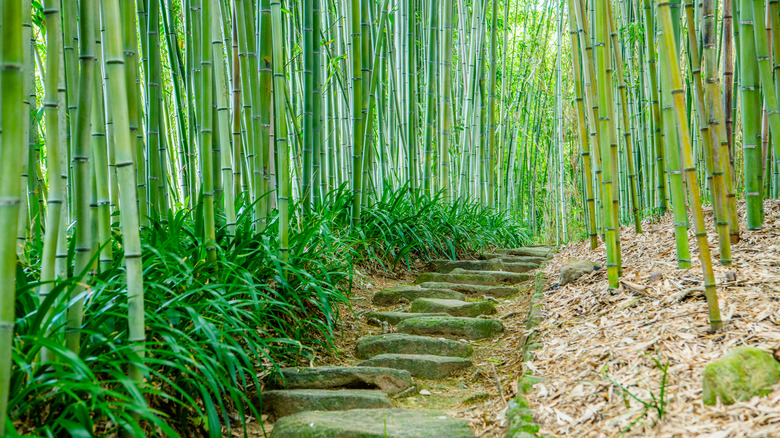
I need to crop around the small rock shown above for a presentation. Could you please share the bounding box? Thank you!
[702,346,780,405]
[419,389,432,396]
[649,272,663,282]
[559,260,599,286]
[725,271,737,282]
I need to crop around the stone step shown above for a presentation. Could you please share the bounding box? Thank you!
[261,389,392,420]
[396,316,504,340]
[499,246,553,259]
[410,298,497,318]
[266,366,412,394]
[501,261,540,273]
[415,269,529,286]
[367,311,449,326]
[478,254,548,265]
[418,281,522,297]
[269,408,474,438]
[358,354,472,379]
[372,285,465,306]
[355,333,474,359]
[426,258,504,273]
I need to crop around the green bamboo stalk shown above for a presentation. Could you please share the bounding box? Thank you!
[595,0,620,288]
[102,0,148,405]
[65,0,96,353]
[657,5,691,269]
[641,0,667,214]
[200,0,218,261]
[0,0,24,433]
[567,0,598,249]
[423,0,439,196]
[657,0,722,331]
[739,0,764,229]
[271,0,290,264]
[752,0,780,206]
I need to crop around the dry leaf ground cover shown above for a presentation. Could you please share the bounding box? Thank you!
[527,200,780,437]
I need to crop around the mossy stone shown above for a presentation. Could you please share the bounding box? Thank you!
[358,353,472,379]
[428,259,505,273]
[702,346,780,405]
[396,316,504,340]
[269,408,474,437]
[371,285,464,306]
[367,311,448,325]
[559,259,599,285]
[410,298,497,317]
[261,389,392,420]
[266,366,412,394]
[418,281,521,297]
[355,333,474,359]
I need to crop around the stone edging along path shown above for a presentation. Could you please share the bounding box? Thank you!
[261,246,553,438]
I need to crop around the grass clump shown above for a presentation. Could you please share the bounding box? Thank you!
[7,185,529,436]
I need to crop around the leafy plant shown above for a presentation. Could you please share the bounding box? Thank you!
[601,355,670,434]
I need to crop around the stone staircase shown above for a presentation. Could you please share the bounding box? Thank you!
[262,246,552,437]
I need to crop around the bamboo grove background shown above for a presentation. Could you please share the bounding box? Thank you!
[1,0,779,434]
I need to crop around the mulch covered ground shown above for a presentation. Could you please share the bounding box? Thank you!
[526,200,780,437]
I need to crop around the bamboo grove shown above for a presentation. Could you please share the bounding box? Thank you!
[0,0,563,434]
[2,0,779,433]
[567,0,780,333]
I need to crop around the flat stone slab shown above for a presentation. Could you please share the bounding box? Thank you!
[396,316,504,340]
[502,262,539,273]
[355,333,474,359]
[372,285,465,306]
[419,281,522,297]
[479,254,548,265]
[416,269,529,286]
[367,311,448,326]
[411,298,497,317]
[427,259,504,273]
[269,408,474,438]
[500,247,553,259]
[266,366,412,394]
[261,389,391,420]
[358,354,473,379]
[448,268,530,284]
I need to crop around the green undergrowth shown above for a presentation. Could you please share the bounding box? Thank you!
[7,185,530,437]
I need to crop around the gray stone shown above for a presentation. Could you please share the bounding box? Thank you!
[355,333,474,359]
[266,366,412,394]
[501,262,539,273]
[418,281,524,297]
[500,247,553,259]
[261,389,392,420]
[427,259,504,273]
[559,259,599,285]
[358,354,473,379]
[269,408,474,438]
[396,316,504,340]
[702,346,780,405]
[410,298,497,317]
[367,311,449,325]
[372,285,465,306]
[478,254,548,265]
[415,269,529,286]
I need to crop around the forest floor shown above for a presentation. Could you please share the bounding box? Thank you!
[528,200,780,437]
